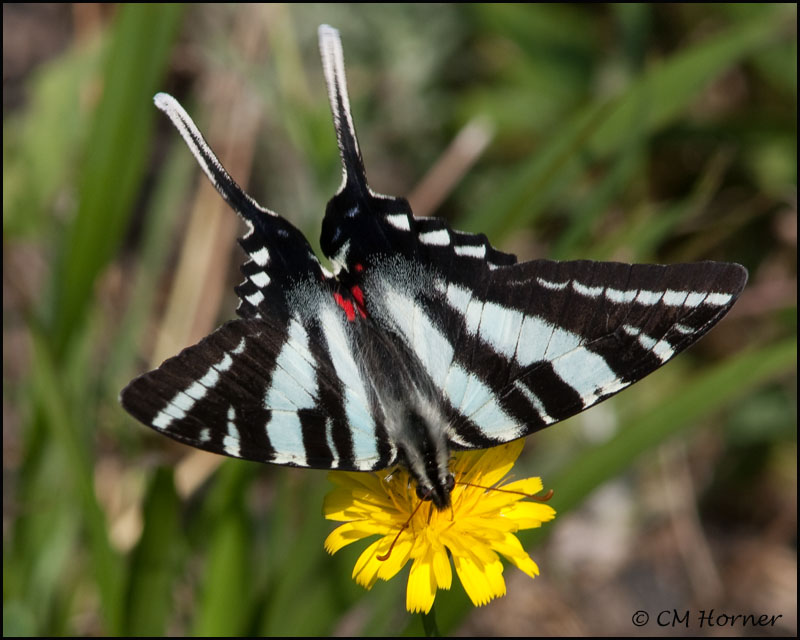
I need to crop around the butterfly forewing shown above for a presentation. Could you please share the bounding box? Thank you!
[121,311,397,472]
[443,260,746,445]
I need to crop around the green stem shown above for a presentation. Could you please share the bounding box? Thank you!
[422,604,440,637]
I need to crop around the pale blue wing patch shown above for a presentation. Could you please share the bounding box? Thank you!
[319,306,382,467]
[264,318,319,466]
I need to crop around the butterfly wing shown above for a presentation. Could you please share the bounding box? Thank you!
[121,310,397,472]
[439,259,747,447]
[316,25,516,275]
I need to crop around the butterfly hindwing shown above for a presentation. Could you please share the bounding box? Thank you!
[153,94,325,322]
[316,26,516,278]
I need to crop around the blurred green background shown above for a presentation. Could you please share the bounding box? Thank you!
[3,3,796,636]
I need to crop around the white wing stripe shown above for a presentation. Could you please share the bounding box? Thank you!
[537,277,569,291]
[705,292,732,306]
[386,214,410,231]
[185,381,208,401]
[151,340,244,431]
[685,292,708,307]
[250,246,270,267]
[606,288,637,303]
[198,367,220,388]
[572,281,604,297]
[419,229,450,246]
[514,380,555,425]
[250,271,271,288]
[477,301,524,360]
[264,319,319,467]
[325,418,340,468]
[551,347,626,407]
[320,307,379,463]
[265,412,307,466]
[623,324,675,362]
[635,290,664,305]
[265,319,317,411]
[223,406,241,457]
[246,290,265,307]
[454,244,485,258]
[516,316,581,367]
[662,289,689,306]
[383,287,453,383]
[445,365,521,440]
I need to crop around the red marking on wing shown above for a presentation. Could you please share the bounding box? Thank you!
[354,263,364,272]
[350,285,367,318]
[333,292,356,322]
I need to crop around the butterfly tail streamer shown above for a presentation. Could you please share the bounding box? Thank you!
[318,24,369,197]
[153,92,280,229]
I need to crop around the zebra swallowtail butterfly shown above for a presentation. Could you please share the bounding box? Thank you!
[121,25,747,510]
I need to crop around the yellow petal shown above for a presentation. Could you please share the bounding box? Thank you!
[324,521,391,554]
[454,440,524,489]
[499,477,544,498]
[489,532,540,579]
[327,470,386,493]
[453,552,506,607]
[407,554,437,614]
[505,551,540,580]
[323,490,395,522]
[428,533,452,590]
[501,502,557,529]
[376,536,413,581]
[352,538,391,589]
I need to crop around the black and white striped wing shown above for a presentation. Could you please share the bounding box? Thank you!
[437,259,746,447]
[316,25,516,277]
[358,254,745,450]
[121,313,395,472]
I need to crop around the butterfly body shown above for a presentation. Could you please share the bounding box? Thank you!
[121,26,747,510]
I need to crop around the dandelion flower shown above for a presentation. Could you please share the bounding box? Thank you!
[323,439,556,614]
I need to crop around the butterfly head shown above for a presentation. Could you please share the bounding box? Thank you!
[415,472,456,510]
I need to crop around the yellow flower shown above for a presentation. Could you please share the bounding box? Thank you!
[323,440,556,614]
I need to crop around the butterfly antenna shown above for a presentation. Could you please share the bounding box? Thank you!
[455,481,555,503]
[153,92,278,227]
[318,24,369,197]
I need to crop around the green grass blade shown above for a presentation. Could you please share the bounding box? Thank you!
[3,40,101,238]
[49,4,183,359]
[123,467,182,636]
[464,6,788,239]
[30,331,125,633]
[192,462,254,636]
